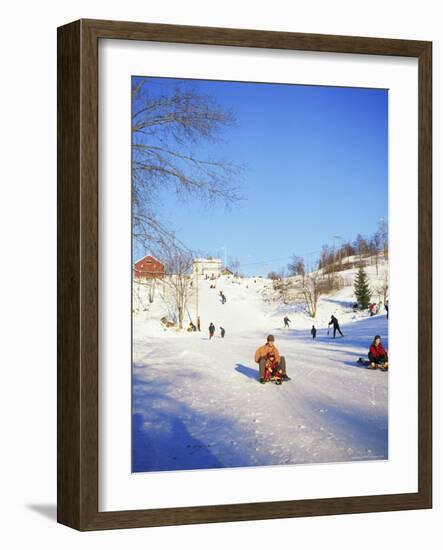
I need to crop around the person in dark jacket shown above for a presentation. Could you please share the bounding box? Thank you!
[220,326,225,338]
[328,315,344,338]
[368,335,388,370]
[311,325,317,339]
[385,300,389,320]
[208,322,216,339]
[283,316,291,328]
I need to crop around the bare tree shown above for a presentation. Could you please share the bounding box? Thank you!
[354,233,371,263]
[278,269,291,304]
[228,257,241,277]
[132,78,242,253]
[133,276,158,312]
[375,269,389,304]
[287,255,305,277]
[369,234,381,275]
[299,271,321,318]
[377,218,389,260]
[161,247,194,330]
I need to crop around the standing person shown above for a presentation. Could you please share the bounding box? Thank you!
[219,290,226,304]
[385,300,389,320]
[311,325,317,339]
[220,326,225,338]
[328,315,344,338]
[208,322,216,339]
[254,334,291,384]
[283,316,291,328]
[368,335,388,370]
[197,316,201,331]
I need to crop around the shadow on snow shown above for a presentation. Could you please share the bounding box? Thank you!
[235,363,258,380]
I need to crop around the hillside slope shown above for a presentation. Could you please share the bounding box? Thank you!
[132,262,389,472]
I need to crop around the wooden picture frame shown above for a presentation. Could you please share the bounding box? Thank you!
[57,19,432,530]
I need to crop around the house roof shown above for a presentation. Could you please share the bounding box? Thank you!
[133,254,164,267]
[192,258,222,263]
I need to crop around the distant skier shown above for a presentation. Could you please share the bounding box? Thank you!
[208,322,216,339]
[220,326,225,338]
[254,334,291,384]
[368,335,388,370]
[283,316,291,328]
[219,291,227,304]
[311,325,317,339]
[328,315,344,338]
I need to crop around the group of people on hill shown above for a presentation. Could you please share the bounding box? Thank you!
[255,330,388,385]
[283,315,343,339]
[208,322,225,339]
[206,288,228,339]
[352,300,389,319]
[206,286,387,384]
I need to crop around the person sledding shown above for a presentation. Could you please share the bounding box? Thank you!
[367,335,388,370]
[328,315,344,338]
[254,334,290,384]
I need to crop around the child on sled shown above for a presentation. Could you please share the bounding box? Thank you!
[263,352,284,385]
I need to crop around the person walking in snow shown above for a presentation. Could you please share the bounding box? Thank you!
[254,334,291,384]
[328,315,344,338]
[208,322,216,339]
[368,335,388,370]
[311,325,317,339]
[219,291,227,304]
[220,326,225,338]
[283,316,291,328]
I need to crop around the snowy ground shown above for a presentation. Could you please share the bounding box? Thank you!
[132,267,388,472]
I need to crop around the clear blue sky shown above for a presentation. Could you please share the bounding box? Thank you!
[133,77,388,276]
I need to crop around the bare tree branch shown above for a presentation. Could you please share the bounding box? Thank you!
[131,78,243,251]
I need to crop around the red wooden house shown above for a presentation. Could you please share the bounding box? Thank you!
[133,255,165,279]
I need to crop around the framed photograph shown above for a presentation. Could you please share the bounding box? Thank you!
[57,19,432,530]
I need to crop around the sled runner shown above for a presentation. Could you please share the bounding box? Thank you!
[357,357,388,371]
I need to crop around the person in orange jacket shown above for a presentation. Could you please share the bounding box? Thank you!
[254,334,290,384]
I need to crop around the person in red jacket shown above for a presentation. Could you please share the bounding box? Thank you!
[368,335,388,370]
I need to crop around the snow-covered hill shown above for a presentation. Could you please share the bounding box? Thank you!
[132,259,389,472]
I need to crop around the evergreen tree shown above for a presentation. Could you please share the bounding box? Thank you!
[354,266,371,309]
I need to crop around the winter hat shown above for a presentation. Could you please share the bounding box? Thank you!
[267,334,275,342]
